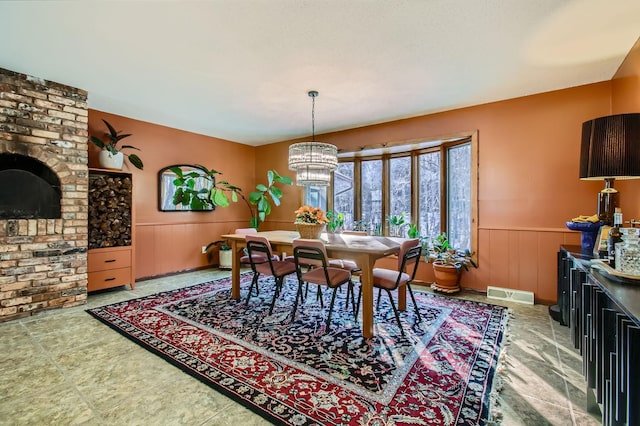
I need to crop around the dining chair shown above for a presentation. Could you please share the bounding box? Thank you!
[356,238,422,336]
[244,235,295,313]
[291,239,356,331]
[329,230,366,308]
[240,230,278,298]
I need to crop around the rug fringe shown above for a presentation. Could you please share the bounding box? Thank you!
[487,307,513,425]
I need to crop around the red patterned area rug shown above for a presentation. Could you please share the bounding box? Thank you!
[87,274,509,425]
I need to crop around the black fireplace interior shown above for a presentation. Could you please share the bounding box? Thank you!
[0,153,61,219]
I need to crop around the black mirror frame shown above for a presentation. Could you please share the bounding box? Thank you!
[158,164,214,212]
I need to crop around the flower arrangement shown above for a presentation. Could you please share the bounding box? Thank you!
[294,205,328,225]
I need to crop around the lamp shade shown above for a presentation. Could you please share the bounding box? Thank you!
[580,113,640,180]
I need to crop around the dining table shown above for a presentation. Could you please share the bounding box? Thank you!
[221,230,409,338]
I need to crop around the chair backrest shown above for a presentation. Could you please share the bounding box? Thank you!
[398,239,422,281]
[292,239,328,268]
[245,234,274,256]
[235,228,257,235]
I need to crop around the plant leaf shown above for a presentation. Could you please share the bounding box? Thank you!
[127,154,143,170]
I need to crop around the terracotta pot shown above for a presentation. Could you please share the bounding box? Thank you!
[98,151,124,170]
[431,261,462,293]
[295,223,325,239]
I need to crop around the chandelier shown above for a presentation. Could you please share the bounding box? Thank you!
[288,91,338,186]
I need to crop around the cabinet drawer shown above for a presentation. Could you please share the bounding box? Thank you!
[88,250,131,272]
[88,267,132,292]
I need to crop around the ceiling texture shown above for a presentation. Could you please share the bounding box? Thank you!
[1,0,639,146]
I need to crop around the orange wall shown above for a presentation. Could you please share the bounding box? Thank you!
[258,75,640,303]
[89,39,640,304]
[89,111,257,278]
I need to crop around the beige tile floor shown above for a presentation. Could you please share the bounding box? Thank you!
[0,269,601,426]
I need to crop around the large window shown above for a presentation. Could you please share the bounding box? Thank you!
[329,133,477,256]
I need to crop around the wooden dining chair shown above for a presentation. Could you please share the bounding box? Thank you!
[291,239,356,331]
[356,238,422,336]
[245,235,295,313]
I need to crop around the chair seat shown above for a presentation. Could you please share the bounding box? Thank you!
[301,267,351,288]
[373,268,410,290]
[329,258,361,273]
[255,260,297,276]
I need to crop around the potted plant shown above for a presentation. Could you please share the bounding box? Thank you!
[427,232,477,293]
[203,239,232,269]
[171,166,292,229]
[294,205,329,239]
[90,119,143,170]
[326,210,345,233]
[386,213,407,237]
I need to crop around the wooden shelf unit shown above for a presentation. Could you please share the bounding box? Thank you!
[87,168,135,292]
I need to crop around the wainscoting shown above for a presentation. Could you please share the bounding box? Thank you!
[134,222,581,305]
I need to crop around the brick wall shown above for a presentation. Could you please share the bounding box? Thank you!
[0,67,88,321]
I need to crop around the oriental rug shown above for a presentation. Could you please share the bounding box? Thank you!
[87,274,509,425]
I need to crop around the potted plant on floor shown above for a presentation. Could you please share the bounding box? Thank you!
[90,119,144,170]
[427,232,477,293]
[203,239,232,269]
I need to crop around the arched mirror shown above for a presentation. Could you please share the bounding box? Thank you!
[158,164,214,211]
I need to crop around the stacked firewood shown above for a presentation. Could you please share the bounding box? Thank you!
[88,174,132,249]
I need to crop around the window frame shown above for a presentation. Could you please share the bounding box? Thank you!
[328,131,478,264]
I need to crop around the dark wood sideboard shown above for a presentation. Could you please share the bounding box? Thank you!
[557,245,640,425]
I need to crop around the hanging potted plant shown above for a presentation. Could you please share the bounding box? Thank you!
[427,232,477,293]
[90,119,144,170]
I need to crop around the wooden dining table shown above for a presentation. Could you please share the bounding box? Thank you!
[222,230,409,338]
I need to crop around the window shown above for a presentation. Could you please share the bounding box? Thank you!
[329,133,477,257]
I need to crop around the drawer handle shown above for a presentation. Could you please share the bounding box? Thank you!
[105,278,116,281]
[104,259,116,263]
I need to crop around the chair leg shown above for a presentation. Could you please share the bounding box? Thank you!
[385,289,405,336]
[268,276,283,315]
[291,278,305,322]
[355,285,362,318]
[325,287,339,331]
[245,273,260,304]
[407,283,421,322]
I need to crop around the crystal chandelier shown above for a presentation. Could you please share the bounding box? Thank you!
[288,91,338,186]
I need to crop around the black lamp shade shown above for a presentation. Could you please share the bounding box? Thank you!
[580,113,640,180]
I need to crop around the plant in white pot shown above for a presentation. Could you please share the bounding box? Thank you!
[90,119,143,170]
[427,232,477,293]
[204,240,232,269]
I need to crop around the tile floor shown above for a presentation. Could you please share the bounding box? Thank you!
[0,269,601,425]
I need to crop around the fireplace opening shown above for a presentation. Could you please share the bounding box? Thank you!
[0,153,62,219]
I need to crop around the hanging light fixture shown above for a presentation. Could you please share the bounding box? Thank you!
[288,90,338,186]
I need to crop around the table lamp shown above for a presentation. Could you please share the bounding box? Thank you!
[579,113,640,225]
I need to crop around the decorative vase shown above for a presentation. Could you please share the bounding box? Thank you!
[98,151,124,170]
[431,261,462,293]
[295,222,325,239]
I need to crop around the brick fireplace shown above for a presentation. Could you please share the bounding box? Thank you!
[0,67,89,321]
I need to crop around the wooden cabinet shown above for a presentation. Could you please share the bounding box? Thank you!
[558,246,640,425]
[87,168,135,292]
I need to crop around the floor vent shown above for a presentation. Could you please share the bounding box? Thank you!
[487,286,534,305]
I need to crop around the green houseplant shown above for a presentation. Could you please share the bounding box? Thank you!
[171,166,292,229]
[427,232,477,293]
[90,119,143,170]
[386,213,407,237]
[326,210,345,233]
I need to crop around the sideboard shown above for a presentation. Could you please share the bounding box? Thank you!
[557,245,639,425]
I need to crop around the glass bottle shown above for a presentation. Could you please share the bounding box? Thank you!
[608,208,623,267]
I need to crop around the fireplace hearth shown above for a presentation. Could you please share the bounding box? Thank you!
[0,67,89,321]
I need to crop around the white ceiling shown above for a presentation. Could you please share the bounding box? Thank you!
[1,1,639,146]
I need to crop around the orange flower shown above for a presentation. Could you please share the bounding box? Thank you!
[294,205,328,224]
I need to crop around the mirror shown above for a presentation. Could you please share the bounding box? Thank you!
[158,164,214,211]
